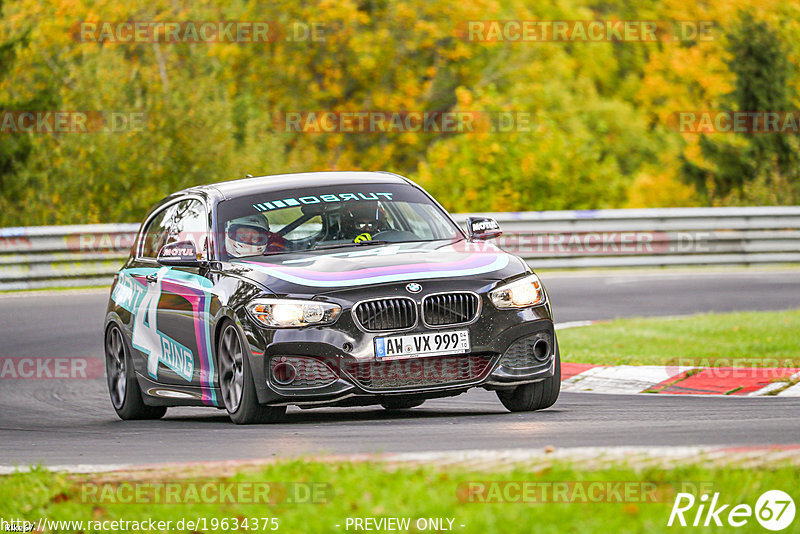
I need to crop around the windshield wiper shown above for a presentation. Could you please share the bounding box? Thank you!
[257,240,390,256]
[310,240,391,251]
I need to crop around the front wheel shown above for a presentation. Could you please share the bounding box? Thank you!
[496,343,561,412]
[105,324,167,420]
[217,321,286,425]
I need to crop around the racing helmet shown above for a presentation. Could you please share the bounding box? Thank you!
[343,201,387,238]
[225,214,271,258]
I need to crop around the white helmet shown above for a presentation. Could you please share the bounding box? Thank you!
[225,214,271,258]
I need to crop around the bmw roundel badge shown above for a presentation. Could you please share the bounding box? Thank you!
[406,283,422,293]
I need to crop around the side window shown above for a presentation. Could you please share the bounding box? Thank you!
[392,203,435,240]
[139,199,208,259]
[139,207,173,258]
[166,199,209,259]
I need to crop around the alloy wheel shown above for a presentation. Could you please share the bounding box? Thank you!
[105,326,127,409]
[219,324,245,412]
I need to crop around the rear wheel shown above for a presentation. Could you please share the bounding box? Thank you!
[218,321,286,425]
[380,398,425,410]
[105,324,167,420]
[496,343,561,412]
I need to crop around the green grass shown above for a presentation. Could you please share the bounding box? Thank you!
[558,309,800,367]
[1,460,798,533]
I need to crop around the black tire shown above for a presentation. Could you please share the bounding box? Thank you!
[105,324,167,420]
[217,320,286,425]
[380,398,425,410]
[496,342,561,412]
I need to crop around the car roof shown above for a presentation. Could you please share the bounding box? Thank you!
[181,171,413,200]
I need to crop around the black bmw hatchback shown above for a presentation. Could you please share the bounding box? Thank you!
[104,171,560,424]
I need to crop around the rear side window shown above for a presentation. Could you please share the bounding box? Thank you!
[139,199,208,259]
[169,199,208,258]
[139,208,172,258]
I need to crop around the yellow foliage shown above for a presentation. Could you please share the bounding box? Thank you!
[1,0,799,225]
[626,171,700,208]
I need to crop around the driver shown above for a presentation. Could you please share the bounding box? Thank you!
[342,201,387,242]
[224,214,287,258]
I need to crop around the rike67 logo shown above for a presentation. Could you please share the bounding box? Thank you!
[668,490,795,531]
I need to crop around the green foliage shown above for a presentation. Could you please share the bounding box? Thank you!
[0,7,58,219]
[687,11,800,204]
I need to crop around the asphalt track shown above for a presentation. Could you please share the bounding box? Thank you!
[1,269,799,467]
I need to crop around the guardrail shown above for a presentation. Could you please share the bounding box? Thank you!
[1,207,799,290]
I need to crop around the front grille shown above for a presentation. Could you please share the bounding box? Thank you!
[422,292,480,326]
[499,333,553,370]
[343,355,493,390]
[354,298,416,331]
[270,356,337,388]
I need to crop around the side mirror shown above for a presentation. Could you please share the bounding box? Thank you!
[157,241,204,267]
[466,217,502,241]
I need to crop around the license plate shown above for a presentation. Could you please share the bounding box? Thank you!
[374,330,470,360]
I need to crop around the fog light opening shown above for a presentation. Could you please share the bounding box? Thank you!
[272,362,297,386]
[533,339,550,361]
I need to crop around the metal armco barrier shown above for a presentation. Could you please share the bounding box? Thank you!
[0,223,139,291]
[1,207,799,290]
[451,206,800,269]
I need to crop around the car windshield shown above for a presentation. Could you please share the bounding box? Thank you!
[216,183,463,259]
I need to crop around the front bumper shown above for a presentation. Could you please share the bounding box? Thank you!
[237,284,556,406]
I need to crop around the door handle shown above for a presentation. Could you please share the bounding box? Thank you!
[145,274,158,284]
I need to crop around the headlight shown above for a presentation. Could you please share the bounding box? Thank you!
[490,273,545,309]
[246,298,342,328]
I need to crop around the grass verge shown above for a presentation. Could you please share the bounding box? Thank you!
[558,309,800,367]
[1,460,798,533]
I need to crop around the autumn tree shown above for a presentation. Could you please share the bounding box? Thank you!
[0,0,59,218]
[0,0,799,225]
[686,11,800,204]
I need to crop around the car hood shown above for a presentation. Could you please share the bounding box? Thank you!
[228,241,528,297]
